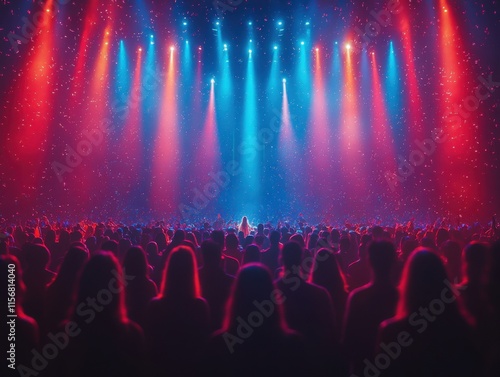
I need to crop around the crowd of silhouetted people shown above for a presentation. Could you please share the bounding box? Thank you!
[1,216,500,376]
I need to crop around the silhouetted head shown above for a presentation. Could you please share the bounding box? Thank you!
[289,234,305,248]
[330,229,341,244]
[398,248,456,317]
[281,241,302,272]
[123,246,149,279]
[372,226,384,240]
[85,236,97,253]
[210,230,225,251]
[421,235,436,250]
[201,240,222,268]
[225,233,239,250]
[70,230,83,243]
[145,241,159,257]
[224,263,285,333]
[75,252,127,322]
[339,236,351,253]
[24,243,51,271]
[118,238,132,258]
[186,232,198,248]
[368,240,396,279]
[243,235,254,249]
[254,235,265,248]
[269,230,280,245]
[53,246,88,286]
[161,246,200,300]
[101,240,119,256]
[462,242,487,284]
[257,223,264,234]
[308,233,319,250]
[401,236,419,259]
[243,245,261,265]
[310,248,347,293]
[172,230,186,244]
[435,228,450,248]
[154,232,168,251]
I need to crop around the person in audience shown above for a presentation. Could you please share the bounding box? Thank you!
[22,243,55,331]
[378,248,478,377]
[118,238,132,262]
[123,246,157,327]
[310,248,348,335]
[242,244,261,265]
[160,229,185,268]
[101,239,119,257]
[347,239,371,290]
[342,240,399,376]
[56,252,146,377]
[45,245,89,333]
[145,246,209,377]
[275,242,338,376]
[261,230,281,276]
[223,233,242,263]
[458,242,489,325]
[198,240,234,331]
[212,230,240,276]
[208,263,307,376]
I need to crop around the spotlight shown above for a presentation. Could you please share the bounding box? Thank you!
[282,78,286,83]
[138,47,142,52]
[215,21,220,26]
[345,43,351,50]
[249,39,252,43]
[305,21,310,26]
[334,41,338,45]
[300,41,305,45]
[211,78,215,84]
[198,46,202,50]
[274,45,278,50]
[170,46,175,51]
[150,34,153,38]
[249,49,252,54]
[183,21,188,26]
[186,40,189,44]
[315,47,319,52]
[223,44,228,51]
[248,21,252,25]
[278,21,283,26]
